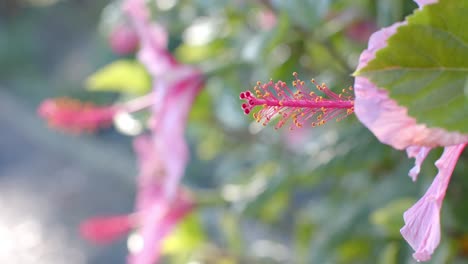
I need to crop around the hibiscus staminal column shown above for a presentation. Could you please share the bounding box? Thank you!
[240,72,355,129]
[38,93,154,133]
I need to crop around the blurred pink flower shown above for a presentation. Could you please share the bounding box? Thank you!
[354,0,468,261]
[345,19,377,44]
[257,9,277,30]
[77,2,203,263]
[109,24,139,55]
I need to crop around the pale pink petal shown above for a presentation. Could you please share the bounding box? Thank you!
[129,189,194,264]
[354,23,468,150]
[123,0,149,21]
[401,143,466,262]
[123,0,176,77]
[406,146,432,181]
[137,23,175,77]
[414,0,438,7]
[152,68,204,199]
[129,200,168,264]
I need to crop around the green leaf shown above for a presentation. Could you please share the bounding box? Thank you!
[377,242,399,264]
[175,39,226,64]
[357,0,468,133]
[162,213,205,255]
[86,60,151,95]
[370,198,415,238]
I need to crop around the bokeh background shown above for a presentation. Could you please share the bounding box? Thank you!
[1,0,467,263]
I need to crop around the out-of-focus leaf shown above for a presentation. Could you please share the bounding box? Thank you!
[258,190,289,223]
[86,60,151,95]
[337,237,371,263]
[377,242,399,264]
[196,128,224,161]
[189,89,212,122]
[271,0,330,30]
[370,198,415,238]
[175,39,227,63]
[162,213,206,255]
[220,212,243,254]
[294,214,315,261]
[447,158,468,233]
[376,0,403,27]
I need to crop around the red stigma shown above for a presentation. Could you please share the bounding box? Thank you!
[239,72,355,129]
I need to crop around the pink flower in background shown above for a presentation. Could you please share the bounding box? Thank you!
[81,2,203,263]
[109,24,139,55]
[257,9,277,30]
[354,0,468,261]
[345,19,377,44]
[42,15,203,259]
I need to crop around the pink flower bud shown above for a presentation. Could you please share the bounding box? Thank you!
[109,24,139,55]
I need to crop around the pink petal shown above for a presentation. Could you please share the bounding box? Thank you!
[154,70,204,199]
[129,188,194,264]
[123,0,176,77]
[414,0,438,7]
[406,146,432,181]
[354,23,468,150]
[401,143,466,262]
[80,215,135,244]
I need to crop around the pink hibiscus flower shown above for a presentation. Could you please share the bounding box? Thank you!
[80,2,204,263]
[354,0,468,261]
